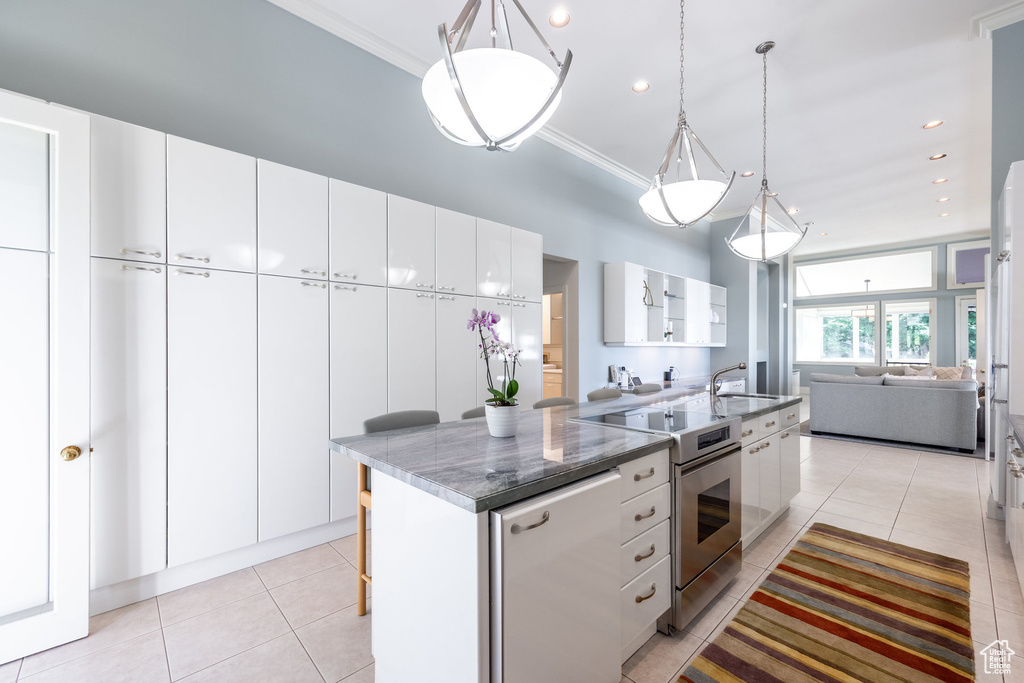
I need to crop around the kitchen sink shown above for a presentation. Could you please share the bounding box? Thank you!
[687,394,781,416]
[715,392,781,400]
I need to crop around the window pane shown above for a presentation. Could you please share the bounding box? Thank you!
[968,306,977,363]
[885,301,932,363]
[796,304,877,363]
[796,250,934,298]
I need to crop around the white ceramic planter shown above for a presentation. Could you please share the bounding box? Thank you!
[485,403,521,438]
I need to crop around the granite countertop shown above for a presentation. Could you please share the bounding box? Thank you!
[1011,414,1024,445]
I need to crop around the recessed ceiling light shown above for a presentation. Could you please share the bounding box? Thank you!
[937,197,950,202]
[631,81,650,93]
[787,207,799,214]
[923,120,944,129]
[939,213,950,217]
[818,232,828,236]
[548,9,570,27]
[933,178,949,184]
[741,171,755,177]
[929,153,947,160]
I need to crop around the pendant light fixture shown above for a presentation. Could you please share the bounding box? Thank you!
[726,42,807,262]
[639,0,735,227]
[421,0,572,151]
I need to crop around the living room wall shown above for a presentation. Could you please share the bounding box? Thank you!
[792,237,985,385]
[992,20,1024,229]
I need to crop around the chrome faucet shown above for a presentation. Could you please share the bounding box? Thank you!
[710,362,747,398]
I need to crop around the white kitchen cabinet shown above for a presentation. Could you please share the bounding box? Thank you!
[258,275,330,541]
[477,297,513,406]
[388,288,436,413]
[388,195,435,291]
[743,405,802,546]
[166,135,256,273]
[0,121,49,251]
[477,219,512,298]
[685,278,711,345]
[436,208,477,296]
[511,301,543,409]
[511,227,542,303]
[329,179,387,287]
[491,471,621,683]
[90,115,166,263]
[330,283,388,521]
[604,262,648,344]
[436,293,479,422]
[167,267,257,566]
[758,437,781,526]
[257,159,328,279]
[90,258,167,588]
[741,440,761,543]
[780,425,800,504]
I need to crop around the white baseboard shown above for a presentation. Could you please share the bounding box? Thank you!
[90,516,361,616]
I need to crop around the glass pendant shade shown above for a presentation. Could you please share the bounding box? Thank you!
[423,0,571,152]
[726,187,806,261]
[639,178,731,226]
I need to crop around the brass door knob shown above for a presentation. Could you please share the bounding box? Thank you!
[60,445,82,462]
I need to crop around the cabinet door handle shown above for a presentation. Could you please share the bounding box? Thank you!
[174,254,210,263]
[301,281,326,289]
[174,269,209,278]
[438,295,456,301]
[510,511,549,534]
[300,268,326,276]
[634,467,655,482]
[1014,448,1023,457]
[438,285,456,292]
[496,300,511,306]
[1008,435,1017,442]
[741,429,753,438]
[416,293,434,299]
[634,583,657,603]
[765,420,776,428]
[415,283,434,289]
[780,432,790,439]
[120,264,162,274]
[497,291,508,297]
[333,273,357,280]
[634,544,656,562]
[634,506,656,522]
[334,285,357,292]
[786,413,796,420]
[512,294,527,299]
[750,446,761,454]
[762,440,771,448]
[120,247,161,259]
[513,302,527,307]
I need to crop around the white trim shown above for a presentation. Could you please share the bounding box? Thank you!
[793,231,989,262]
[266,0,651,190]
[794,246,939,300]
[969,1,1024,40]
[954,294,978,368]
[794,300,881,365]
[946,239,991,290]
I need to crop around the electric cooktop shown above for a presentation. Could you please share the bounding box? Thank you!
[576,406,729,435]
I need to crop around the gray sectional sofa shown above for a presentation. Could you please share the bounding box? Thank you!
[808,373,979,452]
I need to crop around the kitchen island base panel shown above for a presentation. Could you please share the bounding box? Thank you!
[372,470,489,683]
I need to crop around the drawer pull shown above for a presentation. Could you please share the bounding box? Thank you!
[174,269,209,278]
[741,429,754,438]
[634,584,657,603]
[634,467,656,482]
[634,506,656,522]
[780,432,790,439]
[301,281,326,289]
[750,446,761,454]
[786,413,796,420]
[634,544,656,562]
[174,254,210,264]
[120,247,161,259]
[765,420,776,428]
[762,441,771,448]
[300,268,326,277]
[120,264,162,274]
[510,511,549,534]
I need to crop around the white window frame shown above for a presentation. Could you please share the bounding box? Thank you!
[946,239,990,290]
[954,294,977,368]
[881,298,938,366]
[794,246,939,300]
[794,300,881,365]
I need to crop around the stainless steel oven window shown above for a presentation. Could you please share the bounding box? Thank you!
[696,480,730,543]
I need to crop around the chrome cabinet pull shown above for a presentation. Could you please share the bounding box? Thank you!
[120,248,161,259]
[1014,448,1024,457]
[438,295,456,301]
[300,268,326,277]
[120,264,161,274]
[634,544,656,562]
[512,302,527,307]
[334,285,357,291]
[786,413,796,419]
[334,273,357,280]
[1008,435,1017,442]
[762,440,771,448]
[741,429,753,438]
[174,254,210,263]
[510,511,549,534]
[512,293,527,299]
[634,506,656,522]
[634,467,655,482]
[634,584,657,603]
[497,300,511,306]
[497,291,508,297]
[997,250,1011,262]
[301,281,326,289]
[174,269,209,278]
[438,285,456,292]
[765,420,776,428]
[780,432,790,439]
[415,283,434,289]
[416,293,434,299]
[750,446,761,454]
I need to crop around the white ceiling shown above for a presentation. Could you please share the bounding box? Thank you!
[271,0,1012,255]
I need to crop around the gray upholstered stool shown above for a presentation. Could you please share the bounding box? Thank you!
[632,383,662,395]
[533,396,577,409]
[587,387,623,401]
[461,406,486,419]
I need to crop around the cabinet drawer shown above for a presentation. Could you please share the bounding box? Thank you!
[621,555,672,651]
[740,417,758,447]
[619,449,670,502]
[621,482,670,543]
[620,519,669,586]
[758,410,781,437]
[780,405,801,429]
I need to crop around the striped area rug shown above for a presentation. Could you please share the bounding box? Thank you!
[680,523,974,683]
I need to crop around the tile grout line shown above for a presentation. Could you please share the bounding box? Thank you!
[338,660,374,682]
[155,598,174,683]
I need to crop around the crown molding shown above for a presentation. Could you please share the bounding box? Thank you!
[969,1,1024,40]
[267,0,650,190]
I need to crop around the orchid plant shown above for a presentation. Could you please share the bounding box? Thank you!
[467,308,522,407]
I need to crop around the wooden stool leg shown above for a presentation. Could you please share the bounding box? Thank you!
[357,463,368,616]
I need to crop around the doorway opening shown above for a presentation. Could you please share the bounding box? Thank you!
[955,295,978,372]
[543,256,579,402]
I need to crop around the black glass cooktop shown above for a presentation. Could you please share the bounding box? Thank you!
[577,407,729,435]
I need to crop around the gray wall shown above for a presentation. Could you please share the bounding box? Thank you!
[0,0,713,397]
[992,20,1024,229]
[709,217,759,390]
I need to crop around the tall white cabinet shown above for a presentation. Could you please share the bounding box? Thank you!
[257,160,328,279]
[388,195,435,291]
[437,293,480,422]
[389,288,437,412]
[329,179,387,287]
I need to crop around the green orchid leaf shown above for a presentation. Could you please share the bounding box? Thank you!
[506,379,519,399]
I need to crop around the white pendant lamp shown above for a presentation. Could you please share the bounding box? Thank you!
[726,42,807,262]
[422,0,572,152]
[639,0,735,227]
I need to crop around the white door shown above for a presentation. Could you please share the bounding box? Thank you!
[257,159,328,279]
[90,114,166,263]
[436,294,479,421]
[330,283,387,521]
[740,442,761,543]
[167,267,258,566]
[166,135,256,272]
[955,296,978,371]
[387,195,435,291]
[512,301,543,409]
[329,179,387,287]
[477,219,512,298]
[388,289,436,412]
[90,258,167,588]
[0,92,90,664]
[780,426,800,504]
[685,279,711,345]
[511,228,542,303]
[477,298,514,405]
[436,208,476,296]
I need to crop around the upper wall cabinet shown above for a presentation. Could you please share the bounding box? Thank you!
[91,115,166,263]
[0,120,49,252]
[478,219,512,298]
[257,159,328,279]
[388,195,435,291]
[436,208,477,296]
[167,135,256,273]
[511,228,543,303]
[330,179,387,287]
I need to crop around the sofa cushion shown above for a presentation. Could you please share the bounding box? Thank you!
[888,374,935,381]
[883,377,977,390]
[931,366,972,380]
[855,366,905,377]
[810,373,886,385]
[904,366,933,376]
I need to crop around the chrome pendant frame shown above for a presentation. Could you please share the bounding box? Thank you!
[725,183,807,263]
[645,116,736,228]
[431,0,572,152]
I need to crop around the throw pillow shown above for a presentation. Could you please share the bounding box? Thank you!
[932,366,966,381]
[904,366,933,376]
[854,366,889,377]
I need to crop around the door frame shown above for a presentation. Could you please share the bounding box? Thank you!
[0,88,91,664]
[954,294,978,370]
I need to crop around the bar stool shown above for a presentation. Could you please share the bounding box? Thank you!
[632,384,663,395]
[533,396,577,408]
[587,387,623,401]
[357,409,440,616]
[461,406,486,419]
